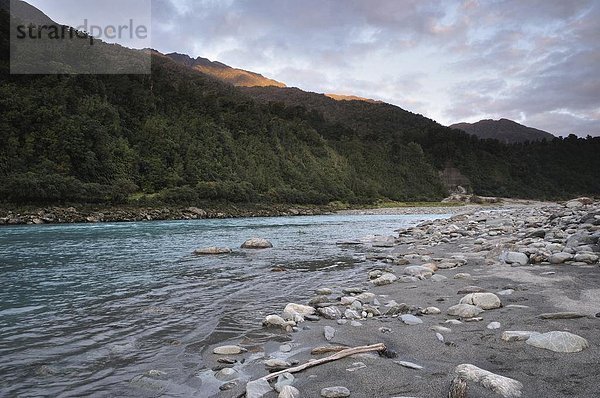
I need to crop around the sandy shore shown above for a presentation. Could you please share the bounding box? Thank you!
[193,199,599,397]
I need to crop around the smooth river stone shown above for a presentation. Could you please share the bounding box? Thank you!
[447,304,483,318]
[321,386,351,397]
[526,331,589,353]
[501,331,540,342]
[459,293,502,310]
[213,345,246,355]
[400,314,423,325]
[241,238,273,249]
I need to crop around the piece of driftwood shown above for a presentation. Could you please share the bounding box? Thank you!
[310,345,349,355]
[453,364,523,398]
[448,375,468,398]
[262,343,386,382]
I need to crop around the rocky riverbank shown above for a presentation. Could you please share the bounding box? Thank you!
[0,204,328,226]
[182,198,600,397]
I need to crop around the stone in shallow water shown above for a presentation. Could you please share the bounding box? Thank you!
[526,331,589,353]
[321,386,351,397]
[265,359,291,371]
[241,238,273,249]
[284,303,316,316]
[215,367,237,381]
[213,345,246,355]
[372,272,398,286]
[246,379,273,398]
[318,306,342,320]
[193,247,232,255]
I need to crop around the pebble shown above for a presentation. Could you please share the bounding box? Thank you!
[321,386,351,397]
[280,344,292,353]
[346,362,367,372]
[400,314,423,325]
[350,320,363,327]
[422,306,441,315]
[395,361,423,370]
[213,345,246,355]
[324,326,336,341]
[487,322,501,330]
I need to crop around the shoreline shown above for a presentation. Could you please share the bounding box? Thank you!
[0,198,554,226]
[190,199,599,398]
[0,202,472,226]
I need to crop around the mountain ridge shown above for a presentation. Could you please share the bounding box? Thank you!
[451,118,556,143]
[166,52,286,88]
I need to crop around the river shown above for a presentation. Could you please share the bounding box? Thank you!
[0,213,448,397]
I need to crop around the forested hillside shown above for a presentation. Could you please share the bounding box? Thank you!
[0,7,598,208]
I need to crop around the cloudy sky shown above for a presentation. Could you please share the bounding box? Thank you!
[31,0,600,136]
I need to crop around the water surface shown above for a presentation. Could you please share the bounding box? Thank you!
[0,213,447,397]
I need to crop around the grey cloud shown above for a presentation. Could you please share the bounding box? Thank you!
[146,0,599,136]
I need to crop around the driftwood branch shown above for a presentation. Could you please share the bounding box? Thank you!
[263,343,386,382]
[452,364,523,398]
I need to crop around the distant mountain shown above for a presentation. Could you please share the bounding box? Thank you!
[0,0,56,25]
[166,52,286,88]
[450,119,555,143]
[325,94,382,104]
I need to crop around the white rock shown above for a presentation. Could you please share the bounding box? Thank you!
[501,331,540,342]
[246,379,274,398]
[487,322,501,330]
[504,251,529,266]
[459,293,502,310]
[447,304,483,318]
[526,331,589,353]
[279,385,300,398]
[324,326,336,341]
[321,386,351,397]
[403,266,433,278]
[284,303,315,316]
[400,314,423,325]
[213,345,246,355]
[371,272,398,286]
[422,306,441,315]
[396,361,423,370]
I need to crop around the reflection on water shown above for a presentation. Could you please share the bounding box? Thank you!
[0,213,446,397]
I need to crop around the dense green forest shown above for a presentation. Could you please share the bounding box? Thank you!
[0,8,598,207]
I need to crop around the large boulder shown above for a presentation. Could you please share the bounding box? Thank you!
[503,251,529,266]
[549,252,573,264]
[241,238,273,249]
[459,293,502,310]
[526,331,589,353]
